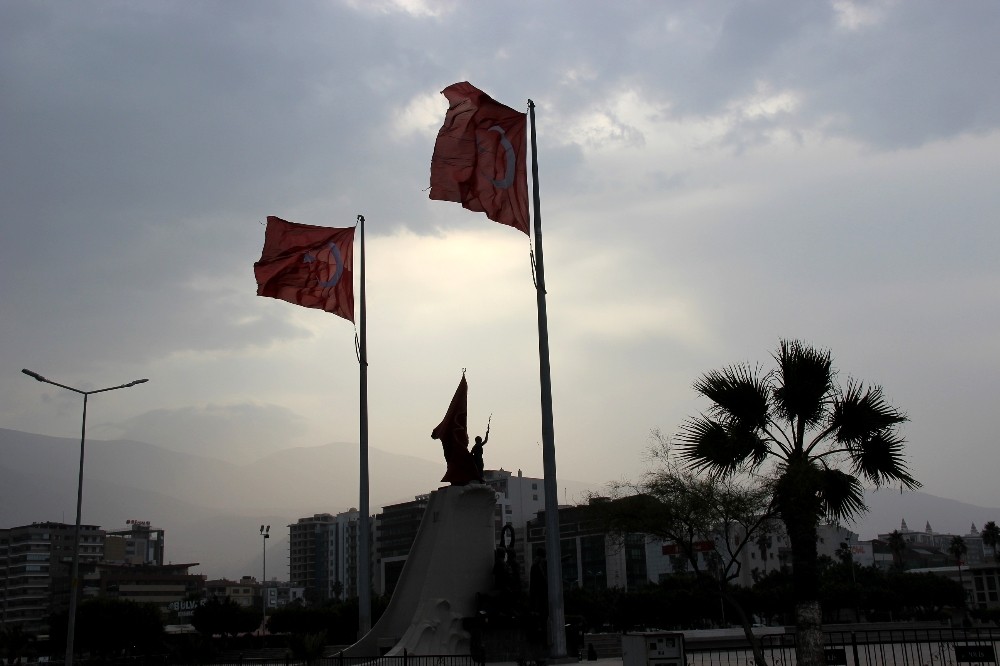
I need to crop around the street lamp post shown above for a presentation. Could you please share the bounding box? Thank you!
[21,369,148,666]
[260,525,270,632]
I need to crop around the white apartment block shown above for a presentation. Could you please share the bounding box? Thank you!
[645,522,862,587]
[288,509,361,602]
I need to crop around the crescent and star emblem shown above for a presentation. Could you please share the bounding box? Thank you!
[477,124,516,189]
[302,241,345,288]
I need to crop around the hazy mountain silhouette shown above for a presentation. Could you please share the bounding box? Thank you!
[0,428,596,578]
[852,486,999,540]
[3,428,996,579]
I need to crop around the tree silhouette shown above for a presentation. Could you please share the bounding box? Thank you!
[949,535,969,610]
[887,530,907,570]
[48,598,163,657]
[0,625,35,664]
[192,597,260,638]
[982,521,1000,564]
[949,535,968,566]
[676,339,919,666]
[602,431,775,666]
[835,542,852,566]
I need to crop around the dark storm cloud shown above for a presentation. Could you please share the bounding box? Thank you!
[2,0,999,508]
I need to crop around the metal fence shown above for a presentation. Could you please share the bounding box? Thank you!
[686,628,1000,666]
[203,656,474,666]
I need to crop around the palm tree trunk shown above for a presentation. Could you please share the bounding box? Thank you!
[795,599,824,666]
[783,506,824,666]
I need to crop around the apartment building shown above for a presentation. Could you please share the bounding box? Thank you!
[877,519,987,568]
[103,520,165,566]
[644,522,861,587]
[371,470,547,596]
[0,522,105,634]
[289,510,361,603]
[526,499,648,592]
[205,576,259,607]
[375,495,429,596]
[96,561,202,606]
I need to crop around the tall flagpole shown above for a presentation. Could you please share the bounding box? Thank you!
[357,214,372,637]
[528,99,567,658]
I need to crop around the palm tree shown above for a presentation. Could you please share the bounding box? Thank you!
[950,535,969,608]
[949,535,968,566]
[887,529,907,570]
[677,339,919,666]
[835,541,852,566]
[982,521,1000,564]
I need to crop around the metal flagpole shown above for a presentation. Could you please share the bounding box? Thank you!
[357,214,372,637]
[527,99,567,658]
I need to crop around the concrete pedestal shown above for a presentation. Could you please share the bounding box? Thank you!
[346,483,495,657]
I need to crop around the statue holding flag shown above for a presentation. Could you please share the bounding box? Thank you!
[471,415,490,483]
[431,373,480,486]
[429,82,568,659]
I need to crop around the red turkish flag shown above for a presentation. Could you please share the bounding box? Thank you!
[431,374,478,485]
[429,82,529,235]
[253,216,355,322]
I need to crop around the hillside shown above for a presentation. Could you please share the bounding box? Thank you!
[0,428,597,578]
[2,428,997,578]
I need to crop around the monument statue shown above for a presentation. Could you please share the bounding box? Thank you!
[470,415,491,483]
[431,373,479,485]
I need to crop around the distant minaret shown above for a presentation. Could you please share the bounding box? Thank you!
[925,521,933,533]
[971,522,978,536]
[901,518,909,532]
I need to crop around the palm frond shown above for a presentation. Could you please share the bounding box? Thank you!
[850,431,921,490]
[816,466,867,522]
[832,381,908,445]
[676,416,769,476]
[693,364,770,431]
[773,339,834,427]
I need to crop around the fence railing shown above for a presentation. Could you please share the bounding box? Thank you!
[200,654,475,666]
[686,627,1000,666]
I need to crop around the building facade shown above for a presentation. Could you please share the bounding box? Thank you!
[371,471,548,596]
[483,469,546,542]
[205,576,258,607]
[645,522,861,588]
[526,500,648,592]
[877,519,986,569]
[0,522,105,634]
[288,510,361,603]
[96,561,202,610]
[103,520,165,566]
[375,496,429,596]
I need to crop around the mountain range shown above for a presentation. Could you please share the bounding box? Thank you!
[2,428,997,580]
[0,428,595,579]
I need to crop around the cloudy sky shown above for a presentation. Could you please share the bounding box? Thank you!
[3,1,999,513]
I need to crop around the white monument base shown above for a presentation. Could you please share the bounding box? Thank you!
[345,483,495,657]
